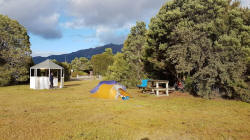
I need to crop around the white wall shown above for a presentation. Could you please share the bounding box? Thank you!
[30,77,58,89]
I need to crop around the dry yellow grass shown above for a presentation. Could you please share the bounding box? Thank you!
[0,80,250,140]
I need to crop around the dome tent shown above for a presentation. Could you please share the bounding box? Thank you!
[90,81,130,100]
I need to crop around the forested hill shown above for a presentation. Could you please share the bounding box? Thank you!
[32,44,123,64]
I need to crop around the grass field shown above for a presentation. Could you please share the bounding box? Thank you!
[0,80,250,140]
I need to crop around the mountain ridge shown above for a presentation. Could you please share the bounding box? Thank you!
[32,43,123,64]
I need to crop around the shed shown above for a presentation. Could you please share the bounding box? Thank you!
[30,59,64,89]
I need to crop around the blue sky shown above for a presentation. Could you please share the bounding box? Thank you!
[30,14,131,56]
[30,24,100,56]
[0,0,249,57]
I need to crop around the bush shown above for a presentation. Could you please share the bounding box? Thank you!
[184,76,194,92]
[105,53,141,87]
[233,87,250,103]
[0,67,11,86]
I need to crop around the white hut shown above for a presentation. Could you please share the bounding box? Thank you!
[30,59,64,89]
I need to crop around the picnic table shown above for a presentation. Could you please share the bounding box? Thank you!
[147,80,169,96]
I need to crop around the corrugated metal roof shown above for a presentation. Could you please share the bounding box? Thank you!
[30,59,63,69]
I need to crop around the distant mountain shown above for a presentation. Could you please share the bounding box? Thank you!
[32,43,123,64]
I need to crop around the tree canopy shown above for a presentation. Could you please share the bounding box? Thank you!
[71,57,92,72]
[123,21,147,81]
[106,21,147,87]
[105,53,134,86]
[91,48,114,75]
[144,0,250,101]
[103,48,113,56]
[0,14,32,86]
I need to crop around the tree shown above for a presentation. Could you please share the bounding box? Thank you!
[0,14,32,86]
[145,0,250,101]
[91,49,114,75]
[241,8,250,81]
[71,57,92,72]
[105,53,138,87]
[103,48,113,56]
[52,60,71,81]
[123,21,147,81]
[105,22,147,87]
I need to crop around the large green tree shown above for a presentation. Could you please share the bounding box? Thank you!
[91,48,114,75]
[71,57,92,72]
[123,21,147,81]
[106,22,147,87]
[105,53,136,86]
[0,15,32,86]
[145,0,250,101]
[242,8,250,80]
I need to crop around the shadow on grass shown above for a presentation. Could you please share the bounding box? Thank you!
[64,84,81,88]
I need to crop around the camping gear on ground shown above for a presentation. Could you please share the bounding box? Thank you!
[90,81,130,100]
[122,96,129,100]
[137,79,151,93]
[137,79,149,88]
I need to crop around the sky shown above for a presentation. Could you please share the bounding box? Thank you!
[0,0,249,57]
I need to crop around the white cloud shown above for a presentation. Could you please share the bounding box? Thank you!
[95,24,136,44]
[0,0,4,5]
[63,19,86,29]
[65,0,166,44]
[66,0,166,28]
[0,0,63,39]
[1,0,249,42]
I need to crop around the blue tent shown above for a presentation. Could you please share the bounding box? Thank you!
[90,80,126,94]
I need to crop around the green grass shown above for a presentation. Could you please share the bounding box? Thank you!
[0,80,250,140]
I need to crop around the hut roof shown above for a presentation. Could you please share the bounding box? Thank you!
[30,59,63,69]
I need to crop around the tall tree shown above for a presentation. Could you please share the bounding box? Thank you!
[145,0,250,101]
[241,8,250,81]
[0,15,32,86]
[123,21,147,81]
[105,22,147,87]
